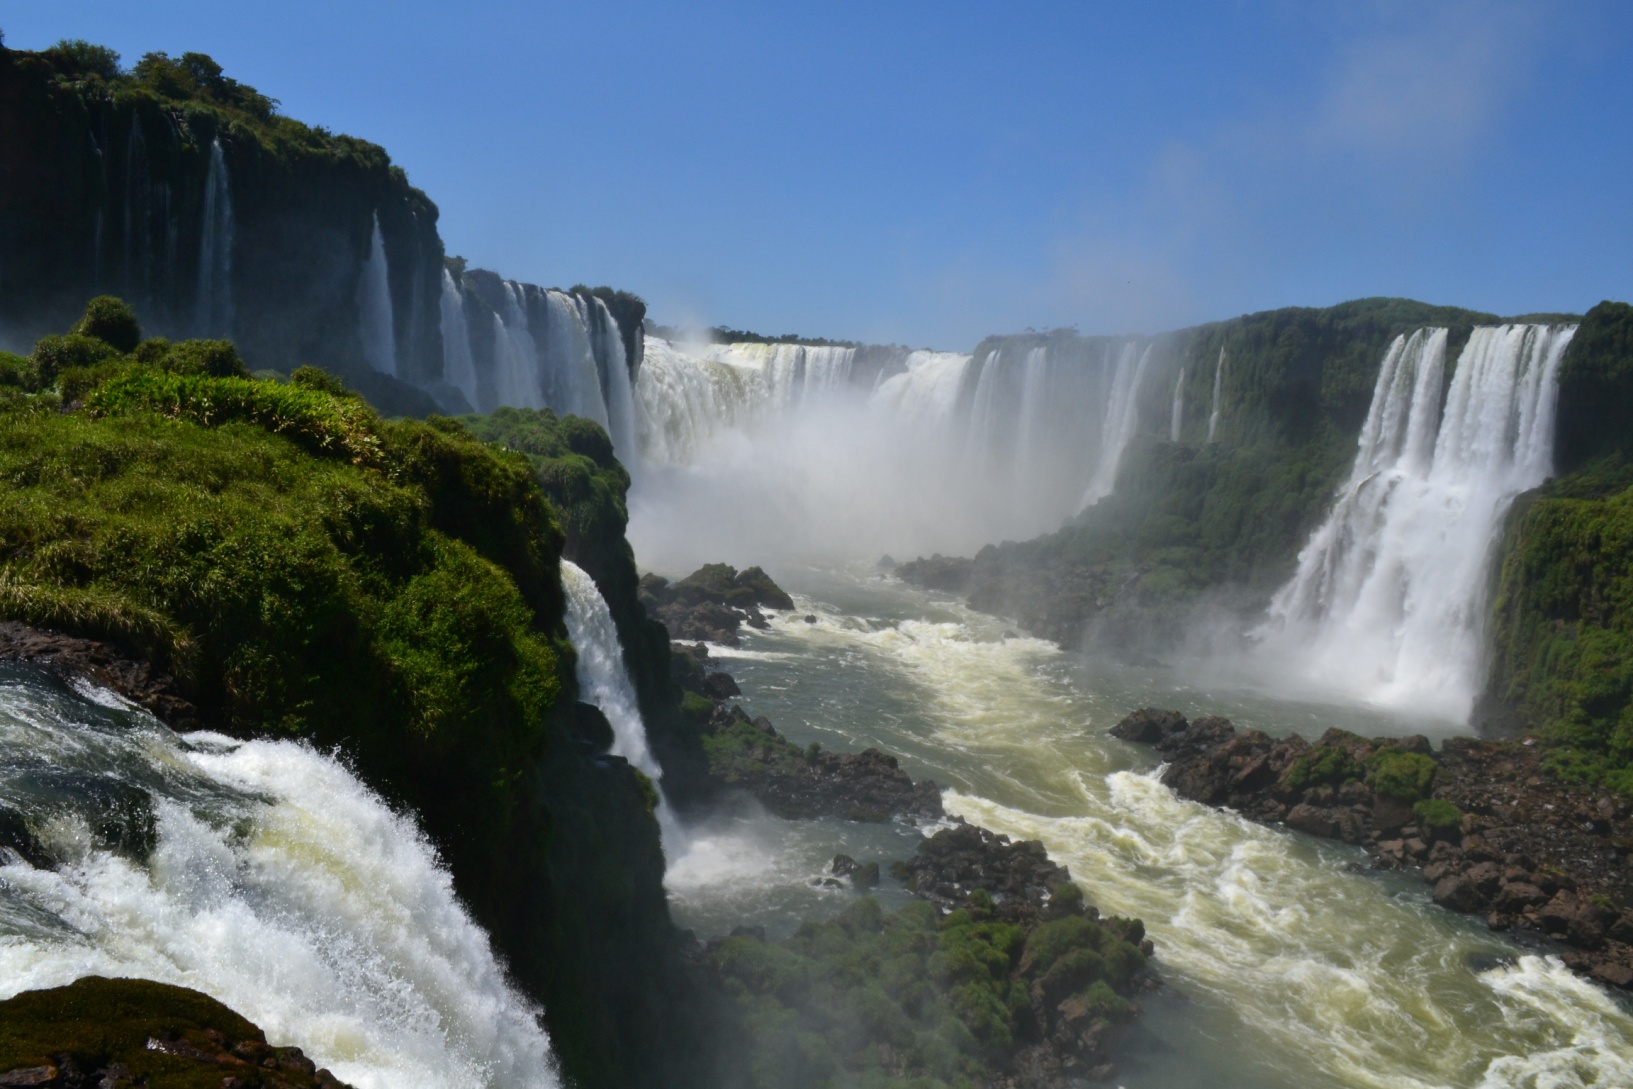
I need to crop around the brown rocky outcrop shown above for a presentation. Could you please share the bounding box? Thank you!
[1113,708,1633,990]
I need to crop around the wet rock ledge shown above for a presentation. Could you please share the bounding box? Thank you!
[1112,708,1633,989]
[0,976,351,1088]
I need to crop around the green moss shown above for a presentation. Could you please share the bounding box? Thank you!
[1366,750,1437,801]
[0,976,338,1087]
[713,887,1145,1088]
[1281,745,1365,794]
[1412,799,1464,837]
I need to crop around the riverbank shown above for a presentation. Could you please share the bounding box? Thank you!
[1112,708,1633,989]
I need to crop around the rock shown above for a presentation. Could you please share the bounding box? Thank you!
[1433,874,1489,913]
[701,672,740,699]
[1109,708,1187,746]
[853,862,880,890]
[0,1068,57,1087]
[894,553,974,592]
[640,563,793,643]
[1493,882,1548,913]
[571,702,615,753]
[1285,804,1337,839]
[831,854,859,877]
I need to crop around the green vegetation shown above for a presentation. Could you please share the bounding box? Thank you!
[701,711,811,785]
[1366,749,1437,802]
[1279,745,1365,794]
[0,977,341,1088]
[1413,799,1464,837]
[964,298,1505,650]
[711,894,1146,1089]
[1482,301,1633,794]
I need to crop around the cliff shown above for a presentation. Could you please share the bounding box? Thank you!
[1481,301,1633,791]
[943,298,1504,651]
[0,41,646,425]
[0,300,711,1087]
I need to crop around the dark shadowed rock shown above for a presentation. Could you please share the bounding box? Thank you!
[894,554,974,593]
[1110,708,1188,746]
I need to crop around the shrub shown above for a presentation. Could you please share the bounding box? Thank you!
[30,333,118,388]
[70,295,142,353]
[1413,799,1463,837]
[1368,750,1437,801]
[159,338,250,378]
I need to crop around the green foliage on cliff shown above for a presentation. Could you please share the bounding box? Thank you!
[0,295,572,839]
[711,894,1145,1089]
[962,298,1497,649]
[1554,301,1633,473]
[1486,468,1633,793]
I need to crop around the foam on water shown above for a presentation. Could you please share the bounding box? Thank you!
[0,670,557,1089]
[705,569,1633,1089]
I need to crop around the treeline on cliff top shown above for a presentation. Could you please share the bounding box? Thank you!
[0,296,713,1088]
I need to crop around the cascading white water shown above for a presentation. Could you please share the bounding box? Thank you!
[592,298,639,461]
[491,283,543,410]
[1259,324,1577,718]
[193,139,233,337]
[1206,347,1226,442]
[1170,367,1186,442]
[0,667,558,1089]
[559,560,676,850]
[543,292,609,428]
[441,269,479,406]
[357,213,397,375]
[629,334,1168,566]
[1079,342,1154,510]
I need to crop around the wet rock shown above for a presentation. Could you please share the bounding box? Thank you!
[894,554,974,592]
[1113,706,1633,991]
[701,671,740,700]
[1108,708,1188,746]
[639,564,794,645]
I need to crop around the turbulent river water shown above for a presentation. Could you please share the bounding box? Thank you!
[662,563,1633,1089]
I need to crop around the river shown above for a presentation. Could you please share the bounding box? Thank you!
[661,562,1633,1089]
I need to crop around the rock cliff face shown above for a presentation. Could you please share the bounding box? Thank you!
[904,298,1508,653]
[0,43,644,421]
[1479,301,1633,789]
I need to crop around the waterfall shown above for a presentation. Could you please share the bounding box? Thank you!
[193,139,234,338]
[0,666,558,1089]
[1170,367,1186,442]
[592,298,639,464]
[1207,348,1226,442]
[869,350,972,427]
[559,560,675,850]
[1260,324,1577,719]
[357,213,397,375]
[540,291,608,427]
[1078,342,1154,510]
[491,283,543,410]
[441,269,479,407]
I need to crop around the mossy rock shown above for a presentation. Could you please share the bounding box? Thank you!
[0,976,351,1087]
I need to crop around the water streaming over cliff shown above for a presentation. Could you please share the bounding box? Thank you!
[629,335,1163,567]
[437,275,639,461]
[0,666,558,1089]
[192,139,234,338]
[1207,347,1226,442]
[1259,324,1577,718]
[559,560,676,853]
[356,214,397,376]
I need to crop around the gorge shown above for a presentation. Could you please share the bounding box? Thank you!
[3,35,1633,1089]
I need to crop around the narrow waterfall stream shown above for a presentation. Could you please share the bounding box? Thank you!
[559,559,678,852]
[0,666,558,1089]
[356,213,396,376]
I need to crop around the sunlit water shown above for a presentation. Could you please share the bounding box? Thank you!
[0,665,558,1089]
[664,563,1633,1089]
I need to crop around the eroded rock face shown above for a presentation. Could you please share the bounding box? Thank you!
[1112,708,1633,990]
[894,554,974,593]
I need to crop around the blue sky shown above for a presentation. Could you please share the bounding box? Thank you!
[8,1,1631,349]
